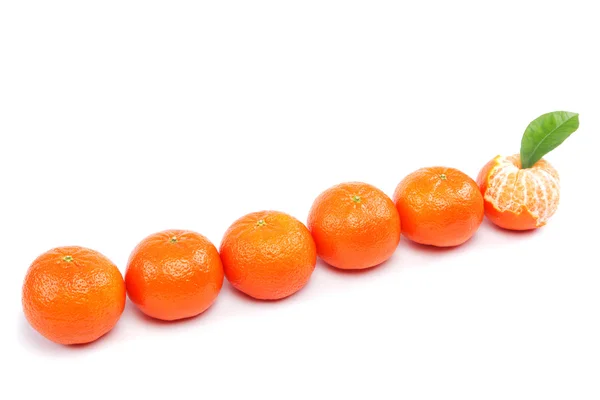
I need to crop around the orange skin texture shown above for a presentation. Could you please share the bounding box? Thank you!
[477,156,537,230]
[22,246,126,345]
[125,230,224,321]
[477,154,560,231]
[482,199,537,231]
[219,210,317,300]
[307,182,401,270]
[393,167,484,247]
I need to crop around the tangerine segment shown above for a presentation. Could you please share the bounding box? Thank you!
[22,246,126,345]
[308,182,401,270]
[125,230,224,321]
[477,154,560,230]
[393,167,484,247]
[220,210,317,300]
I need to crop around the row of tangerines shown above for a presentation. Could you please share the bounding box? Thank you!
[22,110,578,346]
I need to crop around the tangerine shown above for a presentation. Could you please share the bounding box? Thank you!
[125,230,224,321]
[220,210,316,300]
[308,181,401,270]
[393,167,484,247]
[477,154,560,230]
[22,246,126,345]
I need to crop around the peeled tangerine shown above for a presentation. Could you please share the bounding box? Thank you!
[477,154,560,231]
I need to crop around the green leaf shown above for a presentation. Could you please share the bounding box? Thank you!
[520,111,580,169]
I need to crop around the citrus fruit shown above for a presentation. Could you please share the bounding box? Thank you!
[393,167,484,247]
[477,154,560,230]
[22,246,126,345]
[476,110,580,230]
[219,210,317,300]
[307,181,401,270]
[125,229,224,321]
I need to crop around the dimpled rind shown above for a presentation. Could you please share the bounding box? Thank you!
[219,211,317,300]
[307,182,401,270]
[22,246,126,345]
[393,167,484,247]
[125,230,224,321]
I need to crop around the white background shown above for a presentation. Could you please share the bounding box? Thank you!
[1,1,599,399]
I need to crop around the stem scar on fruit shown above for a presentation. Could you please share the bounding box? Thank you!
[63,255,73,262]
[440,173,447,180]
[351,195,361,203]
[256,219,266,227]
[169,236,178,243]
